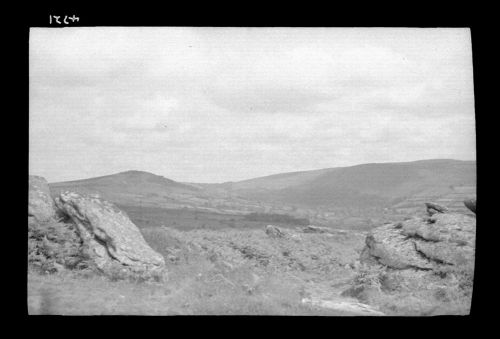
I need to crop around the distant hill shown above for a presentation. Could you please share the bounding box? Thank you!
[48,159,476,220]
[50,170,201,207]
[214,159,476,212]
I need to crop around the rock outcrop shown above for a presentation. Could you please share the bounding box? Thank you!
[464,199,476,214]
[353,203,476,315]
[425,202,448,216]
[29,175,57,222]
[361,208,475,270]
[265,225,286,238]
[302,225,331,233]
[54,191,165,274]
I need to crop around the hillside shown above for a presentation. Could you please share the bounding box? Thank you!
[50,170,202,207]
[218,159,476,212]
[48,159,476,229]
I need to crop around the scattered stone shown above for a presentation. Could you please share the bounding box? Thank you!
[425,202,448,216]
[54,191,165,274]
[302,225,331,233]
[29,175,57,222]
[265,225,286,238]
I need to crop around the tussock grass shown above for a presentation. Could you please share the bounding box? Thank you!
[341,261,474,316]
[29,224,471,315]
[28,217,95,274]
[28,226,365,315]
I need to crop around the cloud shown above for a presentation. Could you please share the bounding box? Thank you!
[29,27,475,183]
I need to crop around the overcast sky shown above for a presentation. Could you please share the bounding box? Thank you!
[30,27,475,183]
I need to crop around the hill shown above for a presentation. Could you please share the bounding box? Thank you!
[50,170,201,207]
[221,159,476,211]
[48,159,476,229]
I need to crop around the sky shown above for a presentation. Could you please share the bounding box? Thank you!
[29,27,476,183]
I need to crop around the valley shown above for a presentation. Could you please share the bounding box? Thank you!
[49,159,476,232]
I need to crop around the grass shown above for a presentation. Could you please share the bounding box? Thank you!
[28,222,473,316]
[28,217,95,274]
[28,226,366,315]
[341,261,474,316]
[28,261,354,315]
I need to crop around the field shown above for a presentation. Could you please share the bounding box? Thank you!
[28,219,471,316]
[32,160,475,315]
[28,225,369,315]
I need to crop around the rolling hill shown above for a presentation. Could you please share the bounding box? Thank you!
[220,159,476,210]
[48,159,476,228]
[49,170,202,207]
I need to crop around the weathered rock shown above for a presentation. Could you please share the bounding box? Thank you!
[361,207,476,270]
[265,225,286,238]
[302,225,331,233]
[54,191,165,274]
[464,199,476,214]
[355,205,476,315]
[425,202,448,216]
[402,213,476,246]
[29,176,57,222]
[360,223,434,270]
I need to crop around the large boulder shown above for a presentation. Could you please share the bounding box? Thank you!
[361,211,475,270]
[54,191,165,274]
[354,204,476,315]
[29,175,56,222]
[361,222,434,270]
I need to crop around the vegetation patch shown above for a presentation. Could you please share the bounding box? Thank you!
[28,217,95,274]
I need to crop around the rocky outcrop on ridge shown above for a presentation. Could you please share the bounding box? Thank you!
[54,191,165,274]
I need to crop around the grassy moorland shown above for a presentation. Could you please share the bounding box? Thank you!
[28,221,472,315]
[49,160,476,231]
[28,225,367,315]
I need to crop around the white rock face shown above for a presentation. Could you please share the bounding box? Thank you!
[54,191,165,273]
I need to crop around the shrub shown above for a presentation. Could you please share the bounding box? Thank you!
[342,263,387,301]
[352,263,386,291]
[28,218,95,274]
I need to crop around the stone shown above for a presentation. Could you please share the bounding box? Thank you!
[54,191,165,274]
[265,225,286,238]
[464,199,476,214]
[402,213,476,246]
[425,202,448,216]
[361,210,476,270]
[29,175,57,222]
[302,225,331,233]
[360,223,434,270]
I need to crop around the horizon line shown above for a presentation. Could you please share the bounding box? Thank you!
[44,157,476,185]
